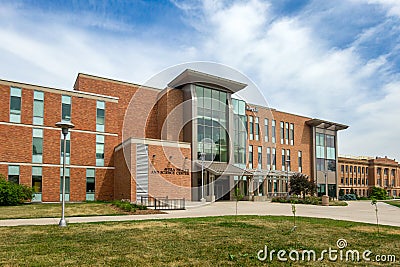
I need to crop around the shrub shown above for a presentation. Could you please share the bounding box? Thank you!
[0,175,33,206]
[370,187,388,200]
[112,200,147,212]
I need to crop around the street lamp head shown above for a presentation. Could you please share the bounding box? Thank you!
[56,121,75,135]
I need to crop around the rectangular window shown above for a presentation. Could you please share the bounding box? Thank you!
[32,128,43,163]
[86,168,95,201]
[60,131,71,164]
[316,133,325,158]
[285,122,289,145]
[271,120,276,143]
[32,166,42,202]
[257,146,262,169]
[280,121,284,144]
[33,91,44,125]
[391,169,395,177]
[248,145,253,169]
[281,149,286,171]
[264,119,269,142]
[366,167,368,175]
[341,165,344,173]
[327,159,336,171]
[249,116,254,140]
[96,101,105,132]
[298,151,302,173]
[358,167,361,173]
[60,167,70,201]
[8,165,20,184]
[384,168,388,176]
[286,149,291,171]
[255,117,260,141]
[272,148,276,170]
[326,135,335,159]
[61,95,71,121]
[317,158,325,171]
[346,165,348,172]
[10,87,22,123]
[267,147,271,170]
[96,135,105,166]
[290,123,294,145]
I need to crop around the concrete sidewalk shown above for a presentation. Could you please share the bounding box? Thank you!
[0,201,399,227]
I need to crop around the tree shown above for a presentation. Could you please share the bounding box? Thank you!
[0,175,33,206]
[233,186,244,218]
[370,187,388,200]
[289,173,315,199]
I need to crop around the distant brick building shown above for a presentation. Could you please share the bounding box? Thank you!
[0,70,349,202]
[338,156,400,197]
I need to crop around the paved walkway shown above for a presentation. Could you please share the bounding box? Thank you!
[0,201,399,227]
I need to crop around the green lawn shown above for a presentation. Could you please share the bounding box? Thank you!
[0,202,126,220]
[0,216,399,266]
[384,200,400,208]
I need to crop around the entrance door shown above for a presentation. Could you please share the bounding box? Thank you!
[215,176,230,200]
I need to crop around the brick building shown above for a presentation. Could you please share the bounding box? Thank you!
[0,69,348,202]
[338,155,400,197]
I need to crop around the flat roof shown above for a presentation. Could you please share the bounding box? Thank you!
[168,69,247,93]
[306,118,349,131]
[0,78,119,103]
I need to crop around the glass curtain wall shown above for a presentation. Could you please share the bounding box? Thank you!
[232,98,246,168]
[196,85,228,162]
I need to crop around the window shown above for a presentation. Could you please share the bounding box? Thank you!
[326,135,335,159]
[350,166,353,173]
[271,120,276,143]
[267,147,271,170]
[96,135,105,166]
[61,95,71,121]
[272,148,276,170]
[249,116,254,140]
[256,146,262,169]
[60,131,71,164]
[358,167,361,174]
[281,149,286,171]
[264,119,269,142]
[316,133,325,158]
[280,121,284,144]
[32,166,42,201]
[96,101,105,132]
[32,128,43,163]
[341,177,344,184]
[377,168,381,175]
[366,167,368,175]
[346,165,348,173]
[290,123,294,145]
[298,151,302,172]
[384,168,388,176]
[341,165,344,173]
[362,167,365,174]
[60,167,70,201]
[8,165,19,184]
[285,122,289,145]
[33,91,44,125]
[10,87,22,123]
[232,98,246,168]
[286,149,291,171]
[248,145,253,169]
[86,168,95,201]
[391,169,395,177]
[255,117,260,141]
[317,158,325,171]
[327,160,336,171]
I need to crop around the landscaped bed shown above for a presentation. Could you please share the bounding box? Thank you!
[0,216,399,266]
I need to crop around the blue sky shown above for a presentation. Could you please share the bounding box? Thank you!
[1,0,400,160]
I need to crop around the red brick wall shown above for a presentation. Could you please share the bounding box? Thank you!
[0,125,32,163]
[114,145,134,201]
[0,85,9,122]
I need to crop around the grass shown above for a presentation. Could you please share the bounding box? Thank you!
[0,202,126,220]
[0,216,399,266]
[384,200,400,208]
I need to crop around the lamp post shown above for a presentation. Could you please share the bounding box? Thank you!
[200,152,206,203]
[286,159,291,196]
[56,121,75,227]
[322,170,329,206]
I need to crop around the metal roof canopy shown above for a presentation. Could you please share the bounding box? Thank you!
[306,118,349,131]
[195,161,251,176]
[168,69,247,93]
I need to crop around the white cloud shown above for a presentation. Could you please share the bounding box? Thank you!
[174,0,400,159]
